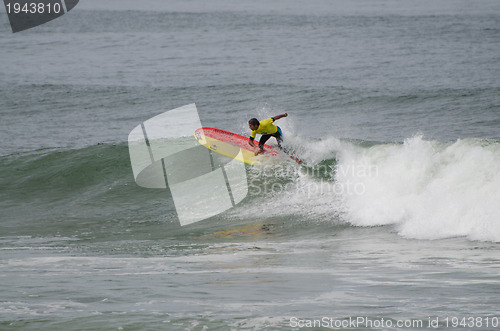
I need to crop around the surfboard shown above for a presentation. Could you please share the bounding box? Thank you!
[194,127,301,165]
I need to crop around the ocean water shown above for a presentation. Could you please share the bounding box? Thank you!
[1,0,500,330]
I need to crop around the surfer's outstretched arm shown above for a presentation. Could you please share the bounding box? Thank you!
[271,113,288,121]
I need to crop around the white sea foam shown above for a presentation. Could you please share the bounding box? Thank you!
[334,136,500,242]
[237,133,500,242]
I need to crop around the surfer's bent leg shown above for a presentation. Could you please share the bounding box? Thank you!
[259,134,272,149]
[274,126,285,151]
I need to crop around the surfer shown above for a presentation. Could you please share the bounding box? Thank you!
[248,113,288,155]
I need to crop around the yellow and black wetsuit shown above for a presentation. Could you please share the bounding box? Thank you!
[249,118,283,148]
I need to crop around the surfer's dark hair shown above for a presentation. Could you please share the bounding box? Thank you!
[249,118,259,126]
